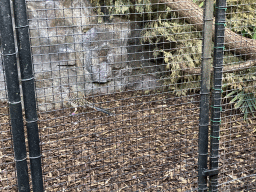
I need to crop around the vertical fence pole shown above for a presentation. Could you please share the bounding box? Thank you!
[12,0,44,191]
[210,0,226,191]
[0,0,30,191]
[198,0,214,191]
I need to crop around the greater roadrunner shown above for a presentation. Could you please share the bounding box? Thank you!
[69,92,113,116]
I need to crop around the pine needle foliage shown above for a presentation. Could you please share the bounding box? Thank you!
[226,0,256,39]
[141,16,203,96]
[223,0,256,119]
[90,0,256,119]
[225,89,256,120]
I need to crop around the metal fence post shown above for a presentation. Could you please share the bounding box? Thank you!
[0,0,30,191]
[209,0,226,191]
[198,0,214,191]
[12,0,44,191]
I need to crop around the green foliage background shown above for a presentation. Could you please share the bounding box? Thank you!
[90,0,256,118]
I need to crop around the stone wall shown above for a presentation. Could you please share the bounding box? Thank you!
[0,0,160,111]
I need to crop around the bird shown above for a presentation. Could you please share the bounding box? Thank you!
[68,92,114,116]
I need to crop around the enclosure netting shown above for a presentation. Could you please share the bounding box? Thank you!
[0,0,255,191]
[26,0,200,190]
[218,0,256,191]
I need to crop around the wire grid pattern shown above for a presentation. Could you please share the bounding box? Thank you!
[0,0,254,191]
[25,0,200,191]
[218,0,256,191]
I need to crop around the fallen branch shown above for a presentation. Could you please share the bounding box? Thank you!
[159,0,256,73]
[180,59,256,74]
[161,0,256,59]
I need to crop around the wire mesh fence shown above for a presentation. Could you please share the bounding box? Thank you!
[0,0,255,191]
[0,83,16,191]
[218,0,256,190]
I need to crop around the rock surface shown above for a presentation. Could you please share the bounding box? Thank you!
[0,0,161,111]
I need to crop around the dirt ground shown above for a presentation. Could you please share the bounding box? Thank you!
[0,89,255,191]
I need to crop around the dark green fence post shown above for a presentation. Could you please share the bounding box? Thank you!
[0,0,30,191]
[209,0,226,191]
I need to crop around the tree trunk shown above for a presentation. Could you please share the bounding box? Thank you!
[158,0,256,73]
[161,0,256,59]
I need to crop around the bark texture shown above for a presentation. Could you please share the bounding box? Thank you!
[160,0,256,73]
[161,0,256,59]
